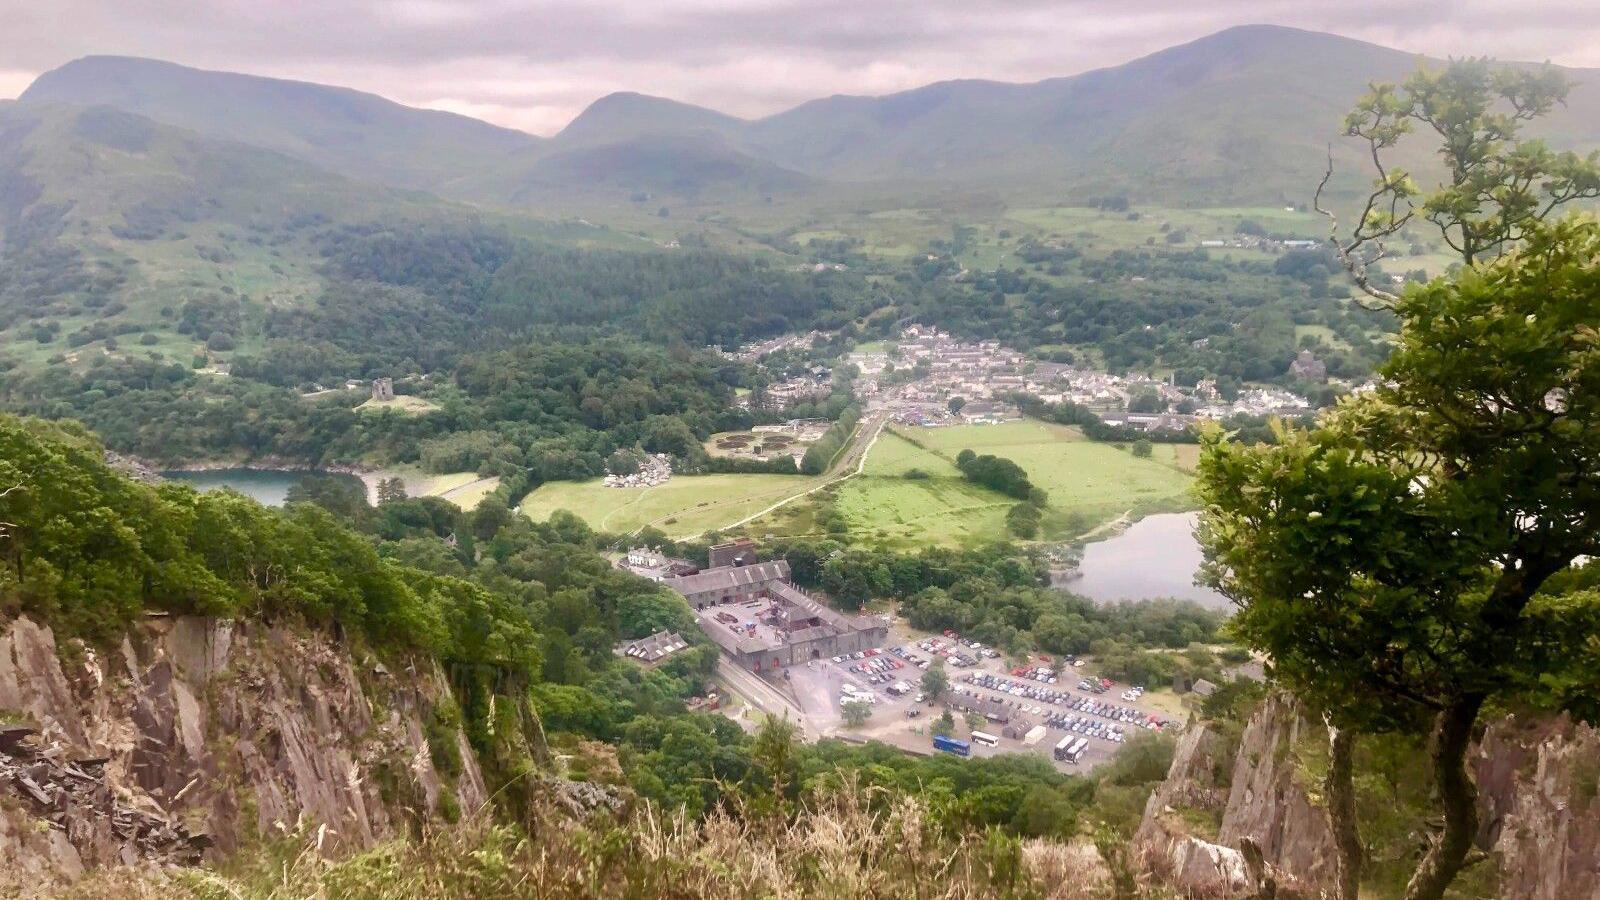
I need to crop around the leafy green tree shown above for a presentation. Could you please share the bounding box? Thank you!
[376,476,408,505]
[287,474,370,521]
[1127,388,1164,414]
[1318,58,1600,304]
[1259,56,1600,900]
[750,715,798,804]
[955,451,1037,501]
[1004,502,1040,539]
[616,591,695,639]
[841,700,872,728]
[931,710,955,738]
[920,660,950,701]
[820,552,890,610]
[1130,439,1153,459]
[606,449,642,476]
[1198,219,1600,900]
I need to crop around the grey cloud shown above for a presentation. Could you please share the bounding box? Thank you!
[3,0,1596,135]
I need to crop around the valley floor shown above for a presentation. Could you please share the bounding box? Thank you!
[520,418,1197,546]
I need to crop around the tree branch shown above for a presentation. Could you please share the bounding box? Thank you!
[1315,145,1404,308]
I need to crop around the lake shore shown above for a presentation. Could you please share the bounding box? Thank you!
[126,454,393,506]
[1054,511,1229,609]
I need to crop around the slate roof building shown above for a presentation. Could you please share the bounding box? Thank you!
[616,631,689,665]
[664,555,887,673]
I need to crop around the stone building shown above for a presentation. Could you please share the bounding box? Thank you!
[371,377,395,401]
[664,558,888,673]
[1287,350,1327,382]
[707,538,759,569]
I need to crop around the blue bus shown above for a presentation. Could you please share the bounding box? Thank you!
[932,735,971,757]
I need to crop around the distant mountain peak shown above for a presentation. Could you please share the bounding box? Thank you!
[20,54,537,191]
[557,91,746,147]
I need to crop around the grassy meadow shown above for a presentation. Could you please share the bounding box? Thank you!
[520,472,818,539]
[747,419,1198,549]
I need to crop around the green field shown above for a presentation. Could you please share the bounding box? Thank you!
[357,395,441,414]
[522,419,1196,547]
[753,420,1197,549]
[520,473,818,539]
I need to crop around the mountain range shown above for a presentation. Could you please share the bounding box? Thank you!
[16,25,1600,210]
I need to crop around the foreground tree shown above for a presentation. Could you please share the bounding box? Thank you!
[1203,57,1600,896]
[1317,58,1600,305]
[1199,218,1600,900]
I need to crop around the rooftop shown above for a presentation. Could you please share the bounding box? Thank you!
[665,560,790,596]
[617,630,689,663]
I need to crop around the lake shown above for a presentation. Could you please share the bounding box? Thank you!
[162,468,366,507]
[1062,512,1231,610]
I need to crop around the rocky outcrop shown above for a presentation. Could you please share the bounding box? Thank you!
[1135,698,1329,898]
[1134,719,1232,863]
[1137,693,1600,899]
[0,614,487,886]
[0,726,210,870]
[1141,720,1233,825]
[1214,693,1337,894]
[1476,715,1600,900]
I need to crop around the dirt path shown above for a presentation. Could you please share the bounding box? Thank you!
[693,408,890,539]
[1076,509,1133,541]
[601,484,657,532]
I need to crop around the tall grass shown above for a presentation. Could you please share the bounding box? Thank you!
[61,782,1115,900]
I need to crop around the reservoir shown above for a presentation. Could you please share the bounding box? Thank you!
[1065,512,1230,610]
[162,468,365,507]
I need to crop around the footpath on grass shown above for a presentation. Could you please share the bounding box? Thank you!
[693,407,890,539]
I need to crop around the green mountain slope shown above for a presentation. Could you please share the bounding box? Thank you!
[14,26,1600,211]
[541,24,1600,206]
[18,55,538,191]
[0,103,477,367]
[554,91,748,148]
[460,132,816,207]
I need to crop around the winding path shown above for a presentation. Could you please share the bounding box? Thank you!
[690,407,891,539]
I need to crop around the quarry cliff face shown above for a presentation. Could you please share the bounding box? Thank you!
[1136,693,1600,899]
[0,615,486,887]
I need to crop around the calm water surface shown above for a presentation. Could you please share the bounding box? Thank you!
[162,468,364,507]
[1066,512,1230,609]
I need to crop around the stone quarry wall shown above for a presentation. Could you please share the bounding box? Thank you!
[0,615,487,888]
[1136,693,1600,899]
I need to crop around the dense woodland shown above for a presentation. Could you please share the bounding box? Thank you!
[1,195,1388,479]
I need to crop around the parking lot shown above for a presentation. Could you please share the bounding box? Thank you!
[781,630,1180,772]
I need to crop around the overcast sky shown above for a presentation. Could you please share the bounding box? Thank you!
[3,1,1597,135]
